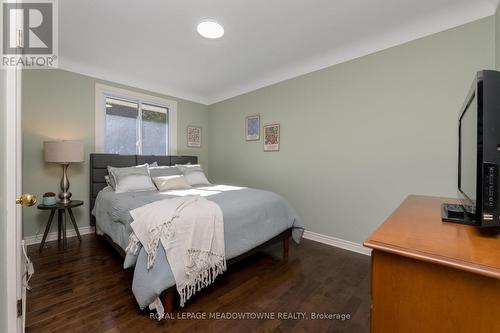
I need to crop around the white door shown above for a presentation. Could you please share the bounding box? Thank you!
[2,2,37,331]
[0,68,16,332]
[4,64,35,333]
[5,68,23,333]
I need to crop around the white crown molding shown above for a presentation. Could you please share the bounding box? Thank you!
[493,0,500,11]
[57,1,496,106]
[23,226,95,246]
[58,59,212,105]
[303,230,372,256]
[210,2,496,104]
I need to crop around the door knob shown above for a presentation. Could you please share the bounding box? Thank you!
[16,194,37,207]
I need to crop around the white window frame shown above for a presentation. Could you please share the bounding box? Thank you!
[95,83,177,155]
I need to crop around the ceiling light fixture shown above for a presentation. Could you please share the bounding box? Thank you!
[197,20,224,39]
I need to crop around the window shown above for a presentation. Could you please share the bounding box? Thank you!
[95,84,177,155]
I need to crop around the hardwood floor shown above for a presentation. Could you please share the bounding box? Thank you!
[26,234,370,333]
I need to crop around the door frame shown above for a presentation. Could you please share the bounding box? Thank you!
[5,66,23,332]
[4,0,24,330]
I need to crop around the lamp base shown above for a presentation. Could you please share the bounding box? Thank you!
[59,163,72,204]
[58,192,72,204]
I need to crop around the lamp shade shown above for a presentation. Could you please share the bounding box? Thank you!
[44,141,84,163]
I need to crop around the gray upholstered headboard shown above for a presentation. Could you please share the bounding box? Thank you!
[89,153,198,225]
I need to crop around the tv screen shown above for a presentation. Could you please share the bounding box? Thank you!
[444,70,500,227]
[459,93,478,212]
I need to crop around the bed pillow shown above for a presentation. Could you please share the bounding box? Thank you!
[105,162,158,191]
[176,164,211,185]
[149,165,182,178]
[107,164,156,193]
[104,175,113,188]
[152,175,192,191]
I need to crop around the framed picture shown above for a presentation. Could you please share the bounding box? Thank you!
[245,115,260,141]
[187,126,202,147]
[263,124,280,151]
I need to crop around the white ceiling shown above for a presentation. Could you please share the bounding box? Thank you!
[59,0,498,105]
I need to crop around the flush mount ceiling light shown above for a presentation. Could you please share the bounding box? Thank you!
[197,20,224,39]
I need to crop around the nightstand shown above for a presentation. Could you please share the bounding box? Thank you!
[37,200,84,252]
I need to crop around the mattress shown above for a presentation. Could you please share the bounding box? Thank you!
[92,184,304,308]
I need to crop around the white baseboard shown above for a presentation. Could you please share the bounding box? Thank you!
[23,226,95,246]
[24,226,370,256]
[303,230,372,256]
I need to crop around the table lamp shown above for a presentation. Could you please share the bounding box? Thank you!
[43,140,84,203]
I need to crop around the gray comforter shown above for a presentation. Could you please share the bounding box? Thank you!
[92,184,304,309]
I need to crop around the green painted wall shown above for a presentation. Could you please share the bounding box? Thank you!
[208,17,495,243]
[21,16,498,244]
[22,69,209,238]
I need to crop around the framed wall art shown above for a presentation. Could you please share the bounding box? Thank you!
[187,126,202,147]
[263,123,280,152]
[245,115,260,141]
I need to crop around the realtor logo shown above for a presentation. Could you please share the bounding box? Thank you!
[1,0,58,68]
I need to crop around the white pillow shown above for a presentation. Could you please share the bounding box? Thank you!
[115,174,157,193]
[149,165,182,178]
[152,175,192,191]
[107,163,157,191]
[108,164,156,193]
[176,164,211,185]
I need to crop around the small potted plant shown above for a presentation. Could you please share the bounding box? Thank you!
[42,192,57,206]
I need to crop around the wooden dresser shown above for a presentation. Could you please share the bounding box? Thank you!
[364,195,500,332]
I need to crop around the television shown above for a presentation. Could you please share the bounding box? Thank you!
[442,70,500,227]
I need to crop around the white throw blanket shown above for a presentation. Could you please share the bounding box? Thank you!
[126,195,226,317]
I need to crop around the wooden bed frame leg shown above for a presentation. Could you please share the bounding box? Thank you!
[283,238,289,259]
[163,290,174,314]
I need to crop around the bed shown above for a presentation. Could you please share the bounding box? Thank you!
[89,153,304,312]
